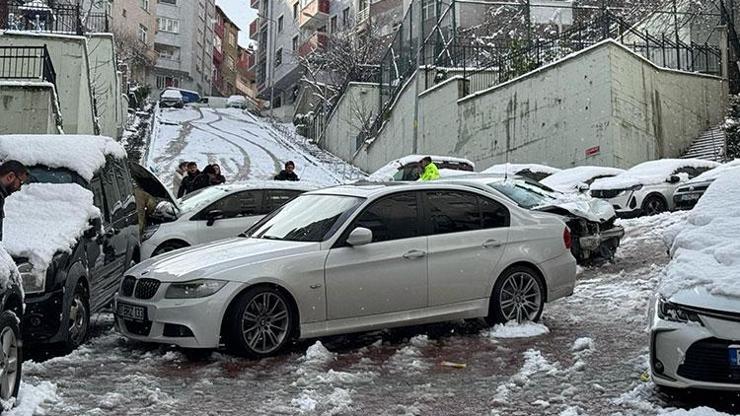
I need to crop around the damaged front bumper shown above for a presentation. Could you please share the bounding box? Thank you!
[574,224,625,262]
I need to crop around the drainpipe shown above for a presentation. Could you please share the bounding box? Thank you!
[412,0,423,153]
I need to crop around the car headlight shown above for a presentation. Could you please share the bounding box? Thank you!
[141,225,160,241]
[657,296,702,324]
[18,262,46,294]
[629,184,644,191]
[164,279,227,299]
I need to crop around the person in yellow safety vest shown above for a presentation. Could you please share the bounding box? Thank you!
[418,156,440,181]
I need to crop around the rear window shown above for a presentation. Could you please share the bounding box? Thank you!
[27,166,87,187]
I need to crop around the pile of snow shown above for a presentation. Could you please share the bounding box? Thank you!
[660,408,734,416]
[482,163,561,177]
[541,166,625,192]
[4,381,58,415]
[302,341,336,365]
[4,183,100,272]
[0,244,20,293]
[0,135,126,182]
[684,159,740,183]
[483,321,550,339]
[660,167,740,298]
[368,155,475,181]
[590,159,721,191]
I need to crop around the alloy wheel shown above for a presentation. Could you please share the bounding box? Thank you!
[68,293,88,346]
[0,327,18,400]
[644,198,666,216]
[499,272,542,323]
[241,292,290,354]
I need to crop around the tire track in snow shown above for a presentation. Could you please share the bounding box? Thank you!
[187,123,252,180]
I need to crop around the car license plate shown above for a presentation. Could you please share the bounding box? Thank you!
[117,302,146,321]
[730,345,740,368]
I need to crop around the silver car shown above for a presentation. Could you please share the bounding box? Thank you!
[114,182,576,357]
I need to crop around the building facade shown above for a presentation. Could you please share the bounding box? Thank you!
[148,0,215,96]
[108,0,159,83]
[236,46,258,99]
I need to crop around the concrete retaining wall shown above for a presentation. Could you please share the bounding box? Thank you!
[322,83,380,162]
[0,82,60,134]
[87,34,124,139]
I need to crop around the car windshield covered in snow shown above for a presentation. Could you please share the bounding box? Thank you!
[250,194,363,242]
[26,165,87,187]
[488,180,555,209]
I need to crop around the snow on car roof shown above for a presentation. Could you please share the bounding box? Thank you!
[686,159,740,183]
[0,134,126,182]
[4,183,101,273]
[660,167,740,299]
[227,95,247,101]
[368,155,475,181]
[482,163,561,176]
[541,166,626,192]
[590,159,721,190]
[162,89,183,99]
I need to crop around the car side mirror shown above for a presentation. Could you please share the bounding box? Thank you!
[84,217,102,239]
[577,183,590,193]
[667,175,681,184]
[346,227,373,247]
[206,210,224,226]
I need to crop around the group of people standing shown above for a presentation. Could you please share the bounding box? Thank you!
[173,161,226,197]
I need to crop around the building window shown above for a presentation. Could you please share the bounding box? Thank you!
[156,75,180,89]
[157,17,180,33]
[138,24,148,43]
[214,36,222,52]
[227,56,235,70]
[342,7,350,26]
[122,8,126,17]
[275,48,282,67]
[330,15,337,33]
[139,0,149,11]
[228,31,237,47]
[158,0,177,4]
[277,15,284,33]
[422,0,435,20]
[292,35,299,51]
[293,2,299,19]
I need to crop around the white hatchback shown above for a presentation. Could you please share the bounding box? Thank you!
[115,182,576,357]
[140,181,315,259]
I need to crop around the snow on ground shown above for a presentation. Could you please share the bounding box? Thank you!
[483,321,550,339]
[145,107,365,190]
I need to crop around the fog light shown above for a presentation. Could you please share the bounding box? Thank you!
[629,197,637,209]
[163,323,194,337]
[654,359,664,374]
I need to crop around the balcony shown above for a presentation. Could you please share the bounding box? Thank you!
[298,32,328,57]
[213,48,224,64]
[215,21,225,38]
[357,7,369,25]
[249,19,259,40]
[298,0,329,31]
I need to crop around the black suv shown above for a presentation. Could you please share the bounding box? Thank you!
[15,155,141,349]
[0,253,24,402]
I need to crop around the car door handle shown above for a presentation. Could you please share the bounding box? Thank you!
[403,250,427,259]
[482,239,503,248]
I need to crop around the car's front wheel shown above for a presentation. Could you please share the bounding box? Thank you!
[226,287,294,358]
[487,266,545,325]
[0,310,21,402]
[64,281,90,350]
[642,195,667,216]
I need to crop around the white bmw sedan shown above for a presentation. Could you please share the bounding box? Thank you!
[115,182,576,357]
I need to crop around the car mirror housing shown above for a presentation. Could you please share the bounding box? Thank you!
[346,227,373,247]
[667,175,681,184]
[84,217,102,239]
[577,183,590,193]
[206,210,225,226]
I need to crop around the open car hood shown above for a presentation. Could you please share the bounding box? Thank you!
[129,162,177,207]
[535,196,616,223]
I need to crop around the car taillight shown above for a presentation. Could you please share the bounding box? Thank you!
[563,227,572,250]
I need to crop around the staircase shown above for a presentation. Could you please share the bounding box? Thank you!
[681,125,727,161]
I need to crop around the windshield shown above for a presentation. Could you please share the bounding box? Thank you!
[27,166,87,187]
[251,194,363,242]
[488,180,555,209]
[178,186,230,212]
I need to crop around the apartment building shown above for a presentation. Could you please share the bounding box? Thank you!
[148,0,215,96]
[236,45,258,99]
[213,5,240,96]
[107,0,159,83]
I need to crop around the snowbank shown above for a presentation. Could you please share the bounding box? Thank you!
[541,166,625,192]
[660,167,740,298]
[685,159,740,183]
[4,183,100,272]
[590,159,720,190]
[0,135,126,182]
[3,381,58,415]
[483,321,550,338]
[482,163,561,177]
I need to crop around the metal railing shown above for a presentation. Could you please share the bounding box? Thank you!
[0,45,57,88]
[1,0,109,34]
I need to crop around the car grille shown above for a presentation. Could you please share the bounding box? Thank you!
[134,278,161,300]
[121,276,136,297]
[591,189,623,199]
[677,338,740,384]
[123,319,152,336]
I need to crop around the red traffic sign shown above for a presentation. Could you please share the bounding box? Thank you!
[585,146,600,157]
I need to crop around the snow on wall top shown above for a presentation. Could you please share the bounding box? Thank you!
[482,163,561,176]
[660,167,740,299]
[368,155,475,181]
[4,183,101,272]
[687,159,740,183]
[0,135,126,182]
[590,159,721,190]
[541,166,626,192]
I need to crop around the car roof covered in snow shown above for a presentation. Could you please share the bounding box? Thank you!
[541,166,626,192]
[686,159,740,183]
[162,89,183,99]
[590,158,721,190]
[368,155,475,181]
[0,134,126,182]
[660,167,740,305]
[482,163,561,176]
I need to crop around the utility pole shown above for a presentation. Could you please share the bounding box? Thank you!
[525,0,532,48]
[673,0,680,69]
[412,0,424,153]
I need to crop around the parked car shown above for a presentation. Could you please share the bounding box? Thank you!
[1,134,141,349]
[445,174,624,264]
[115,182,576,356]
[0,246,24,403]
[160,90,184,108]
[649,166,740,392]
[541,166,626,193]
[226,95,248,109]
[165,88,200,104]
[589,159,720,217]
[140,181,315,260]
[482,163,561,181]
[672,159,740,210]
[368,155,475,181]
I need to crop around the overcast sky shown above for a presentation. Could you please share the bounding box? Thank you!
[216,0,258,48]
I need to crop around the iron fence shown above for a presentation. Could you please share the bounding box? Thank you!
[0,44,57,87]
[1,0,109,34]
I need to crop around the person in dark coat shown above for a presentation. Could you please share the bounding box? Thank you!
[210,164,226,185]
[274,161,299,181]
[0,160,28,240]
[191,164,217,193]
[177,162,200,198]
